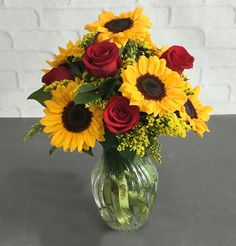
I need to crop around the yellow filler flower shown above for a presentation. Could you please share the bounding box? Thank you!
[120,55,187,116]
[40,82,105,152]
[85,7,152,48]
[180,86,213,137]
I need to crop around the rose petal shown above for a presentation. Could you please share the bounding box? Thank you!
[104,95,140,134]
[82,40,122,78]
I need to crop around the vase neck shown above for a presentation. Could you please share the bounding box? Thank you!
[102,147,131,172]
[103,147,124,162]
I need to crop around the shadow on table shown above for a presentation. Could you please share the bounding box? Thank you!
[0,167,110,246]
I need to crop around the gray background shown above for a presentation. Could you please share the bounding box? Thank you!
[0,115,235,246]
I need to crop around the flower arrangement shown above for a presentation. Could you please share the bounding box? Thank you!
[25,7,213,162]
[24,7,214,231]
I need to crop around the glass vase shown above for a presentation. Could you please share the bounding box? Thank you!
[91,148,158,231]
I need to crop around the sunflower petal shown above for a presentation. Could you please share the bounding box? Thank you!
[138,56,148,75]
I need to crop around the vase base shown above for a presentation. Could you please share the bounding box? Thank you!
[91,150,158,232]
[104,220,148,232]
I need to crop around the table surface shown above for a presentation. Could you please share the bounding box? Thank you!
[0,116,235,246]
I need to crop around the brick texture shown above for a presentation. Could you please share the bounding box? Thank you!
[208,29,236,47]
[0,51,50,70]
[171,7,235,28]
[205,0,236,5]
[0,71,18,89]
[4,0,70,7]
[151,28,205,47]
[15,31,79,51]
[0,31,13,49]
[138,0,205,5]
[0,9,39,29]
[18,71,45,90]
[199,85,230,103]
[71,0,136,7]
[0,0,235,116]
[42,9,102,31]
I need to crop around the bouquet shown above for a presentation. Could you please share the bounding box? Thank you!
[25,7,213,231]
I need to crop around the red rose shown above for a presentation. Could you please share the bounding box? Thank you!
[42,66,74,86]
[161,45,194,74]
[104,96,140,134]
[82,40,122,78]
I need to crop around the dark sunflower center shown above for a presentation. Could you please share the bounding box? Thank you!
[184,99,197,119]
[62,102,92,132]
[105,18,133,33]
[137,74,166,100]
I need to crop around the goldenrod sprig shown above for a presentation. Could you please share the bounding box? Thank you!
[122,40,154,68]
[147,113,191,138]
[24,123,44,142]
[44,80,73,92]
[146,136,162,163]
[117,124,150,157]
[80,32,97,49]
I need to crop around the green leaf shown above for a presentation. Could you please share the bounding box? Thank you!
[74,91,100,105]
[100,128,118,151]
[102,78,117,98]
[49,146,57,155]
[83,148,94,156]
[78,83,96,93]
[27,87,52,106]
[67,58,84,79]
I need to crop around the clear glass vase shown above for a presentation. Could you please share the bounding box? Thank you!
[91,147,158,231]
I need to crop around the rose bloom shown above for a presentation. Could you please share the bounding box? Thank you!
[42,66,74,86]
[104,96,140,134]
[161,45,194,74]
[82,40,122,78]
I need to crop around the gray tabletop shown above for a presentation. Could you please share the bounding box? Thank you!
[0,116,235,246]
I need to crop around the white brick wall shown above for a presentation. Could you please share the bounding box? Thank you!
[0,0,235,117]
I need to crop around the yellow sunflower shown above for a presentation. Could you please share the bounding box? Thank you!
[120,55,187,116]
[40,82,105,152]
[180,86,213,137]
[43,40,83,72]
[85,7,152,48]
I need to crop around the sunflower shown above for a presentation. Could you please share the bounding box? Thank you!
[43,40,83,72]
[120,55,187,116]
[40,82,105,152]
[85,7,152,48]
[180,86,213,137]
